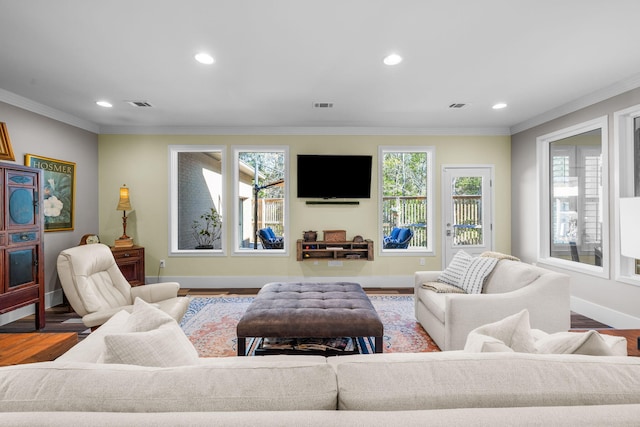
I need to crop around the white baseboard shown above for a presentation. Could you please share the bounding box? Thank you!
[571,296,640,329]
[146,275,415,289]
[0,289,64,327]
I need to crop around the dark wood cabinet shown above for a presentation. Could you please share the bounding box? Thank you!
[0,163,45,329]
[110,245,145,286]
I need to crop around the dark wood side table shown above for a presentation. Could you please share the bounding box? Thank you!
[0,333,78,366]
[574,329,640,357]
[110,245,145,286]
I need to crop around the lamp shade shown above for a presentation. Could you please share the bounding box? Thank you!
[116,185,132,211]
[620,197,640,259]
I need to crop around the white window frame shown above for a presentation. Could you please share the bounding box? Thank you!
[232,146,289,257]
[378,146,435,256]
[168,145,226,256]
[537,116,609,278]
[613,105,640,286]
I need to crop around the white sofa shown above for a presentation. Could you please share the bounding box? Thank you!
[2,307,640,426]
[415,259,571,350]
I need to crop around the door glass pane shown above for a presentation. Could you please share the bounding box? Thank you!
[549,129,602,266]
[451,176,483,247]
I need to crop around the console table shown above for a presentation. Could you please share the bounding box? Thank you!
[0,332,77,366]
[296,239,374,261]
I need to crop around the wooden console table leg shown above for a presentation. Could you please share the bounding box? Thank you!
[237,337,246,356]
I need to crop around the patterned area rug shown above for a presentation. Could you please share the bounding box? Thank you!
[180,295,440,357]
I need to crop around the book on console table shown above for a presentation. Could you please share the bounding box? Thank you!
[325,246,344,250]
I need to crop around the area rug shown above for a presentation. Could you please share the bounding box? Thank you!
[180,295,440,357]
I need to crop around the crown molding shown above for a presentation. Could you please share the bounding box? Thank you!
[510,72,640,135]
[98,125,511,136]
[0,89,99,133]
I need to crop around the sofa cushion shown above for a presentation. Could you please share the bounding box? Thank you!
[437,250,472,288]
[102,322,200,367]
[458,256,498,294]
[483,260,540,294]
[330,352,640,411]
[0,360,337,412]
[464,309,535,353]
[416,287,447,323]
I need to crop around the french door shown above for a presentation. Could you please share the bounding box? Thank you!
[442,166,494,267]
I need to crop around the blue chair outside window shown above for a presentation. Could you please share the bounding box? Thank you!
[383,227,413,249]
[259,227,284,249]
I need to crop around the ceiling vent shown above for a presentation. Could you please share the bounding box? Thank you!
[313,102,334,108]
[448,103,467,109]
[127,101,153,107]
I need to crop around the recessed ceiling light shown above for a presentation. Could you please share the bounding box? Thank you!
[195,52,215,65]
[383,53,403,66]
[96,100,112,108]
[492,102,507,110]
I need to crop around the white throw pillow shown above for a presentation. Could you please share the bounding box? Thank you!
[464,332,515,353]
[534,330,619,356]
[458,256,498,294]
[123,297,176,332]
[464,309,535,353]
[102,323,199,367]
[437,250,473,288]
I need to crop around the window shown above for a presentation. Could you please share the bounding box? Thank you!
[233,147,288,254]
[379,146,434,254]
[613,105,640,284]
[537,117,608,276]
[169,146,225,255]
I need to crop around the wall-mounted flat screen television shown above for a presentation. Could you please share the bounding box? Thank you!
[297,154,372,198]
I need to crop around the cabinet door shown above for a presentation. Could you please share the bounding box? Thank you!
[6,170,38,230]
[6,246,38,291]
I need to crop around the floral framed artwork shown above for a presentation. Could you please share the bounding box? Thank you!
[0,123,15,161]
[25,154,75,231]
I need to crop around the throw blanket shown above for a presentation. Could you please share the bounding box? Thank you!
[421,282,466,293]
[480,251,520,262]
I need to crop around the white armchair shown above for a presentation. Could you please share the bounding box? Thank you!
[415,259,571,351]
[57,243,190,328]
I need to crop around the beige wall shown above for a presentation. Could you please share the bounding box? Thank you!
[99,134,511,287]
[511,87,640,327]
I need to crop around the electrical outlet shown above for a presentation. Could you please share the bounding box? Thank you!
[419,258,426,266]
[159,260,166,268]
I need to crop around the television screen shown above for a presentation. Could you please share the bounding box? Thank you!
[297,154,372,198]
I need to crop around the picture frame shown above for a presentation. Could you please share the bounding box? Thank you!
[25,154,75,231]
[0,123,16,161]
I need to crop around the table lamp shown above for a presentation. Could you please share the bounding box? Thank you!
[114,184,134,248]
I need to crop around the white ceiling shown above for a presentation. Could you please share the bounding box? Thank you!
[1,0,640,135]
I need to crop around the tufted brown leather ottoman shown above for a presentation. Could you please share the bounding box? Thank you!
[236,282,383,356]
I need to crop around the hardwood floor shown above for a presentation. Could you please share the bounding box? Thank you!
[0,288,610,339]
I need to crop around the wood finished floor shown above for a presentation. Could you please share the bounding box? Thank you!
[0,288,610,340]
